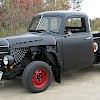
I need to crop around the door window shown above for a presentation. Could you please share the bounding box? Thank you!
[65,17,86,33]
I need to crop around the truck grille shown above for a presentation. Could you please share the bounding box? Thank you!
[10,47,28,65]
[0,46,9,65]
[0,39,9,66]
[0,59,2,66]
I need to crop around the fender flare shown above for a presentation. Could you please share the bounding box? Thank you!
[46,51,61,83]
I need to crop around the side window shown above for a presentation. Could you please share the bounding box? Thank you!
[65,17,86,33]
[67,18,82,27]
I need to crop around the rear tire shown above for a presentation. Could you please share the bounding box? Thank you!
[22,61,52,93]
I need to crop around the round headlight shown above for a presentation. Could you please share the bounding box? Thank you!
[3,55,14,66]
[3,56,8,65]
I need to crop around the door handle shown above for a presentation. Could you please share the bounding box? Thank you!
[85,37,91,40]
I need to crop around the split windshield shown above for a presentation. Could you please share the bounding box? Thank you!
[29,15,62,33]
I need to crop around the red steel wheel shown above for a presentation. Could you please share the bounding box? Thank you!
[32,68,49,88]
[22,61,52,93]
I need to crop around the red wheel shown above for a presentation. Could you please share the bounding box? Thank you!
[22,61,52,93]
[32,68,49,88]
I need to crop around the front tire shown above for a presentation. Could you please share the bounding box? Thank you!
[22,61,52,93]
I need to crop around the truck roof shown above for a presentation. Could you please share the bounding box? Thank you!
[36,11,88,18]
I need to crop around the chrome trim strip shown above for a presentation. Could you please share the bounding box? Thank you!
[93,37,100,39]
[0,59,2,61]
[0,46,8,47]
[86,37,92,40]
[0,52,8,54]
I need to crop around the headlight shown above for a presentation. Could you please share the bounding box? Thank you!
[3,55,14,65]
[3,56,8,65]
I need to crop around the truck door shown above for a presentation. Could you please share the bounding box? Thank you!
[62,17,94,71]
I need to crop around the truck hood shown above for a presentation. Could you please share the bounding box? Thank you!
[0,32,56,48]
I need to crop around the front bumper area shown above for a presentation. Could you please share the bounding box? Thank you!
[0,71,4,87]
[0,71,3,80]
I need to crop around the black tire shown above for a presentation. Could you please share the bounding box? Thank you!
[22,61,52,93]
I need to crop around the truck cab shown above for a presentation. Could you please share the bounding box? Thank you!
[29,11,94,71]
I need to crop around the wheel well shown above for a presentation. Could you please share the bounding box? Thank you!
[14,46,61,83]
[31,46,61,83]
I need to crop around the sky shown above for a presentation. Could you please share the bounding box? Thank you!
[81,0,100,19]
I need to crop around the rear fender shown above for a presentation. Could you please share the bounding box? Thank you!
[93,37,100,63]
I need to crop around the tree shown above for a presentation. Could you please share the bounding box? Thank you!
[71,0,83,11]
[0,0,43,36]
[76,0,83,10]
[0,0,72,36]
[91,18,100,32]
[44,0,71,10]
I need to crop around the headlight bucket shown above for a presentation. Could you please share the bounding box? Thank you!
[3,55,14,66]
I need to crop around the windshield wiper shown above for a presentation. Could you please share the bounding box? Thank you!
[37,29,49,32]
[29,29,58,34]
[29,29,41,33]
[29,29,49,33]
[49,31,58,34]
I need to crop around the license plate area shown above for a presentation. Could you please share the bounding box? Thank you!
[0,71,3,80]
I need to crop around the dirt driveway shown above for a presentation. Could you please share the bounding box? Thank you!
[0,65,100,100]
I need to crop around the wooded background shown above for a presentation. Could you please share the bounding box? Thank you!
[0,0,100,36]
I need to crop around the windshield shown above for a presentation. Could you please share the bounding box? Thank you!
[29,15,62,33]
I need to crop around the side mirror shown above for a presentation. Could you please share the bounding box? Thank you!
[64,28,72,36]
[64,31,72,36]
[67,31,72,36]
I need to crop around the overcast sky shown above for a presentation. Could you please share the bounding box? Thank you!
[81,0,100,19]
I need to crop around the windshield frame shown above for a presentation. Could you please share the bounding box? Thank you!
[36,15,43,30]
[28,15,62,34]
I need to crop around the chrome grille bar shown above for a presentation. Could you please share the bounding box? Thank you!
[0,46,8,47]
[0,52,8,54]
[0,39,9,66]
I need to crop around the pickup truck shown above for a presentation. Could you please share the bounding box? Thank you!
[0,11,100,93]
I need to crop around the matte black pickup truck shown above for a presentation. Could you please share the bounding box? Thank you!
[0,11,100,93]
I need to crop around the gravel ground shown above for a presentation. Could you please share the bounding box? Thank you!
[0,65,100,100]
